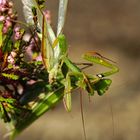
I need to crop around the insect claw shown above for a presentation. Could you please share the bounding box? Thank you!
[85,51,117,64]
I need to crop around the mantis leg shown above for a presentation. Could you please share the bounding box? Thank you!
[74,62,93,70]
[83,52,119,78]
[63,72,72,112]
[61,58,88,111]
[64,57,113,96]
[62,58,96,110]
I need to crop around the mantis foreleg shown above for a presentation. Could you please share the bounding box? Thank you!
[83,52,119,78]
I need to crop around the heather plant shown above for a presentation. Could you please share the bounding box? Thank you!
[0,0,119,139]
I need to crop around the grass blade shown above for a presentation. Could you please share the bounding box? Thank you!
[11,86,64,139]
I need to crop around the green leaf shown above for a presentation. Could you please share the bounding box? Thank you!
[2,28,13,53]
[1,73,19,80]
[11,86,64,139]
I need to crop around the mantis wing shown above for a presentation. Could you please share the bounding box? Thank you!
[21,0,38,25]
[33,0,56,44]
[41,15,54,71]
[21,0,56,44]
[57,0,69,36]
[54,0,69,61]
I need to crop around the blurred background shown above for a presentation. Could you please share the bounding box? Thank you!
[0,0,140,140]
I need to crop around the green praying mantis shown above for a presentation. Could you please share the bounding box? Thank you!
[31,0,119,111]
[0,0,119,139]
[18,0,119,115]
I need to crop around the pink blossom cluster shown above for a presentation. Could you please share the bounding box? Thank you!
[14,26,23,40]
[0,0,16,34]
[25,34,42,61]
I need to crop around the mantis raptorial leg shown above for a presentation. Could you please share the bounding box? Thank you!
[83,52,119,78]
[74,62,93,70]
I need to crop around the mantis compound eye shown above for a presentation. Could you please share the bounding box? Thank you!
[97,74,103,78]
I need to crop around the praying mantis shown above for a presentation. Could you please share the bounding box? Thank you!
[29,0,119,111]
[0,0,119,139]
[19,0,119,118]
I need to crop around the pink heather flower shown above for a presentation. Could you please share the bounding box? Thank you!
[2,26,8,34]
[14,32,22,40]
[0,0,8,12]
[44,10,51,24]
[14,26,20,32]
[7,51,17,64]
[0,0,7,5]
[0,0,16,34]
[14,27,23,40]
[7,55,15,64]
[0,15,5,21]
[5,18,12,27]
[35,53,42,61]
[2,18,12,33]
[0,6,7,12]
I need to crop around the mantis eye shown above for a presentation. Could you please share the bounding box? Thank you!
[97,74,103,78]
